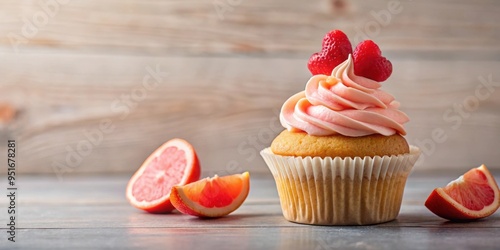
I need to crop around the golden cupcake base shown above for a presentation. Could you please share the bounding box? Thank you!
[260,146,421,225]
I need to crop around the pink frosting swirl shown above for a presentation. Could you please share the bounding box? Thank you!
[280,54,408,137]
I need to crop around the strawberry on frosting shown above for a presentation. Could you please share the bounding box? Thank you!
[308,30,352,76]
[308,30,393,82]
[353,40,393,82]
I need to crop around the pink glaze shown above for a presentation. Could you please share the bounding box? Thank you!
[280,55,408,137]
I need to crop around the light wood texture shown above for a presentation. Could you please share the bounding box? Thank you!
[0,0,499,174]
[1,173,499,249]
[1,54,499,175]
[0,0,499,55]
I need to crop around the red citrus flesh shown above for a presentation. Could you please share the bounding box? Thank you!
[425,164,500,221]
[170,172,250,218]
[126,138,200,213]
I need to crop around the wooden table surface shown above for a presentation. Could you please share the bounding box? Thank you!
[3,172,500,250]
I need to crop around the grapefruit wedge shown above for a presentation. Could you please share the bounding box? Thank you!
[170,172,250,218]
[425,164,500,221]
[126,138,200,213]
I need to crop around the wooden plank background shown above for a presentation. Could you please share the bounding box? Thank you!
[0,0,499,176]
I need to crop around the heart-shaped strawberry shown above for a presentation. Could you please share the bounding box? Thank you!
[352,40,392,82]
[307,30,352,75]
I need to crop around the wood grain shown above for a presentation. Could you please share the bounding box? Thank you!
[0,0,499,56]
[0,52,499,175]
[0,0,499,174]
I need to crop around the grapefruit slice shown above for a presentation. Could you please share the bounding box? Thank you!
[425,164,500,221]
[126,138,200,213]
[170,172,250,218]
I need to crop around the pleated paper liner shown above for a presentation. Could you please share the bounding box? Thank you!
[260,146,421,225]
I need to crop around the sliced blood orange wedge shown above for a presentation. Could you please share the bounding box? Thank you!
[126,138,200,213]
[170,172,250,218]
[425,164,500,221]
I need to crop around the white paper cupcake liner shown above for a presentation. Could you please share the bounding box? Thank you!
[260,146,421,225]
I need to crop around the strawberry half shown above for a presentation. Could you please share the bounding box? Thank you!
[307,30,352,75]
[352,40,392,82]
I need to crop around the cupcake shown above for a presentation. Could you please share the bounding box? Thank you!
[260,30,420,225]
